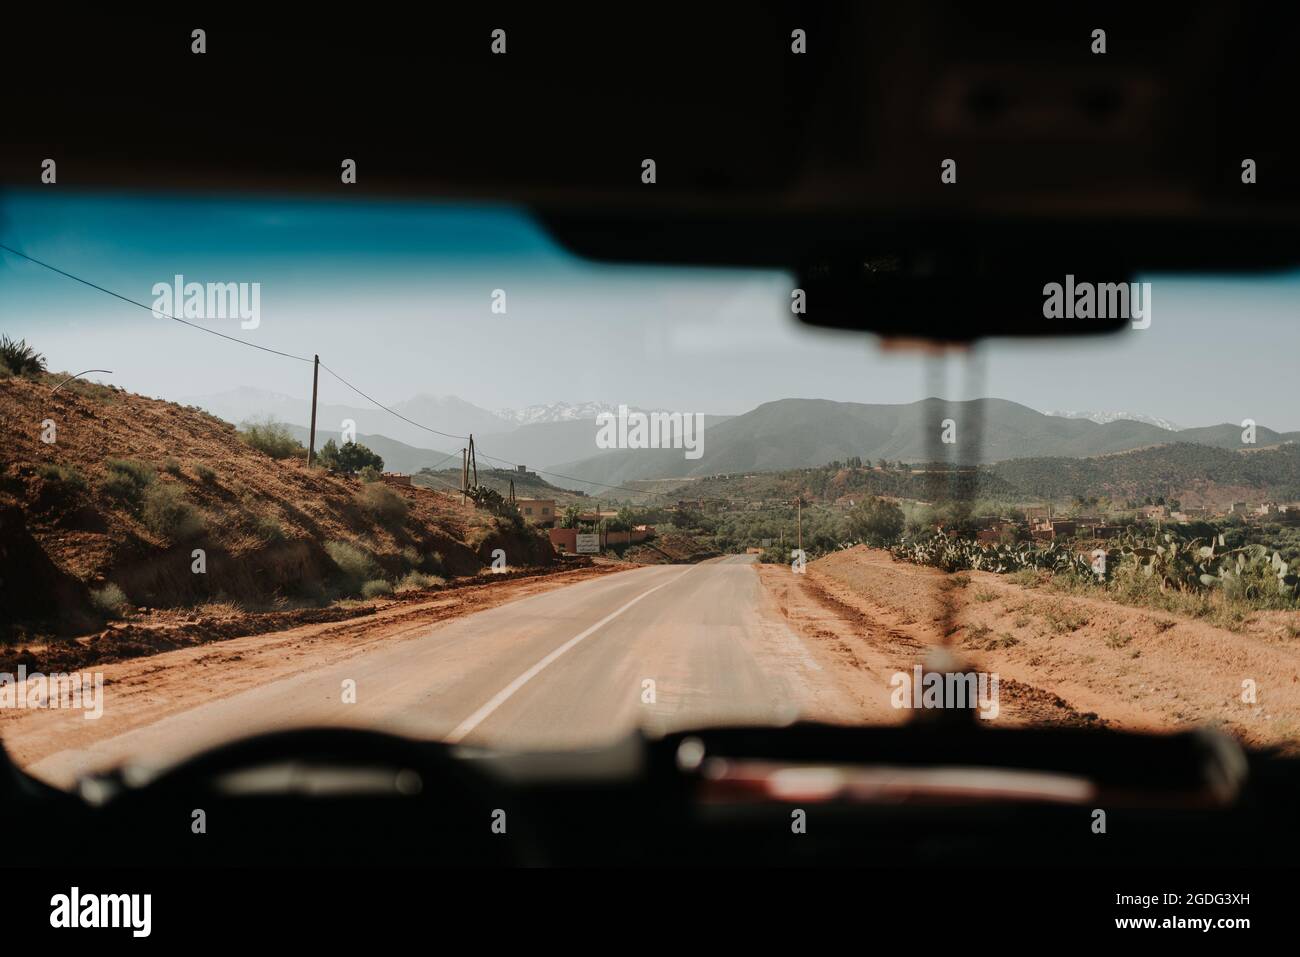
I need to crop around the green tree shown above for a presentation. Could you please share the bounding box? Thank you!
[317,438,340,468]
[673,507,703,529]
[332,441,384,474]
[848,496,905,545]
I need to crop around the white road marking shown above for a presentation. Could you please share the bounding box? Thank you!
[444,566,696,744]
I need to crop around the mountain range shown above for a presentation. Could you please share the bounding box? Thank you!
[183,389,1298,493]
[184,389,708,476]
[1043,410,1182,431]
[549,398,1298,490]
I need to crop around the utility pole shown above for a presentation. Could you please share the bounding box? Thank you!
[468,434,478,489]
[796,496,803,555]
[307,354,320,467]
[461,448,468,504]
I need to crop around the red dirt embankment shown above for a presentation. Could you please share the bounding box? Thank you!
[757,546,1300,750]
[0,373,559,657]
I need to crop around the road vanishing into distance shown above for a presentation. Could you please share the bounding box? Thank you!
[30,556,835,786]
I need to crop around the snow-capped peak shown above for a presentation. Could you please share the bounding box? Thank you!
[1043,410,1182,431]
[494,401,626,426]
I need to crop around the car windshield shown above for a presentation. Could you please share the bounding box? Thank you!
[2,190,1298,787]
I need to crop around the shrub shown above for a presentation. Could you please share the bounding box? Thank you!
[142,483,205,540]
[395,571,445,593]
[89,583,128,618]
[361,579,393,598]
[254,514,285,543]
[0,336,46,376]
[358,483,408,528]
[105,458,154,485]
[239,418,304,460]
[195,463,217,484]
[325,540,379,583]
[1103,630,1133,649]
[1008,569,1049,589]
[162,458,183,477]
[101,458,155,504]
[359,464,382,483]
[37,463,87,497]
[1037,603,1090,634]
[36,463,87,511]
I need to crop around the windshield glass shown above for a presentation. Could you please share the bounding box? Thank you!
[3,190,1298,786]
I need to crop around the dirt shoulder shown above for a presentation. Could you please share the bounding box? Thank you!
[2,560,604,675]
[0,562,628,769]
[757,546,1300,749]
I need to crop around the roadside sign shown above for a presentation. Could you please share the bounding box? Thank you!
[576,533,600,554]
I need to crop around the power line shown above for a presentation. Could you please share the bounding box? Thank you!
[317,360,470,444]
[318,361,680,500]
[317,360,684,500]
[0,242,315,364]
[0,242,771,508]
[472,449,676,501]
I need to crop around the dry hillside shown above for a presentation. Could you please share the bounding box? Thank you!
[0,373,556,642]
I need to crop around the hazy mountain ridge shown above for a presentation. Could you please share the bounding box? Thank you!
[183,390,1300,492]
[552,398,1300,488]
[1044,410,1182,431]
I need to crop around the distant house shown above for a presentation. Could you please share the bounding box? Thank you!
[516,498,556,527]
[382,472,412,486]
[976,520,1019,544]
[1032,520,1076,541]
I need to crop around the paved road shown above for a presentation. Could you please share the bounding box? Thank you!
[31,556,832,785]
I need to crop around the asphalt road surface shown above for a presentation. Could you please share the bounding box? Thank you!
[31,556,834,785]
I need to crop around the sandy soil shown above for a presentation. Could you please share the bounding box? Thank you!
[758,546,1300,750]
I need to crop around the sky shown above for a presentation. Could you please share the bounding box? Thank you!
[2,189,1299,430]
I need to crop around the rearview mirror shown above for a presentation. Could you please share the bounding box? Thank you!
[793,255,1135,342]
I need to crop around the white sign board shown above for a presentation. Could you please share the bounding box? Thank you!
[576,533,600,554]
